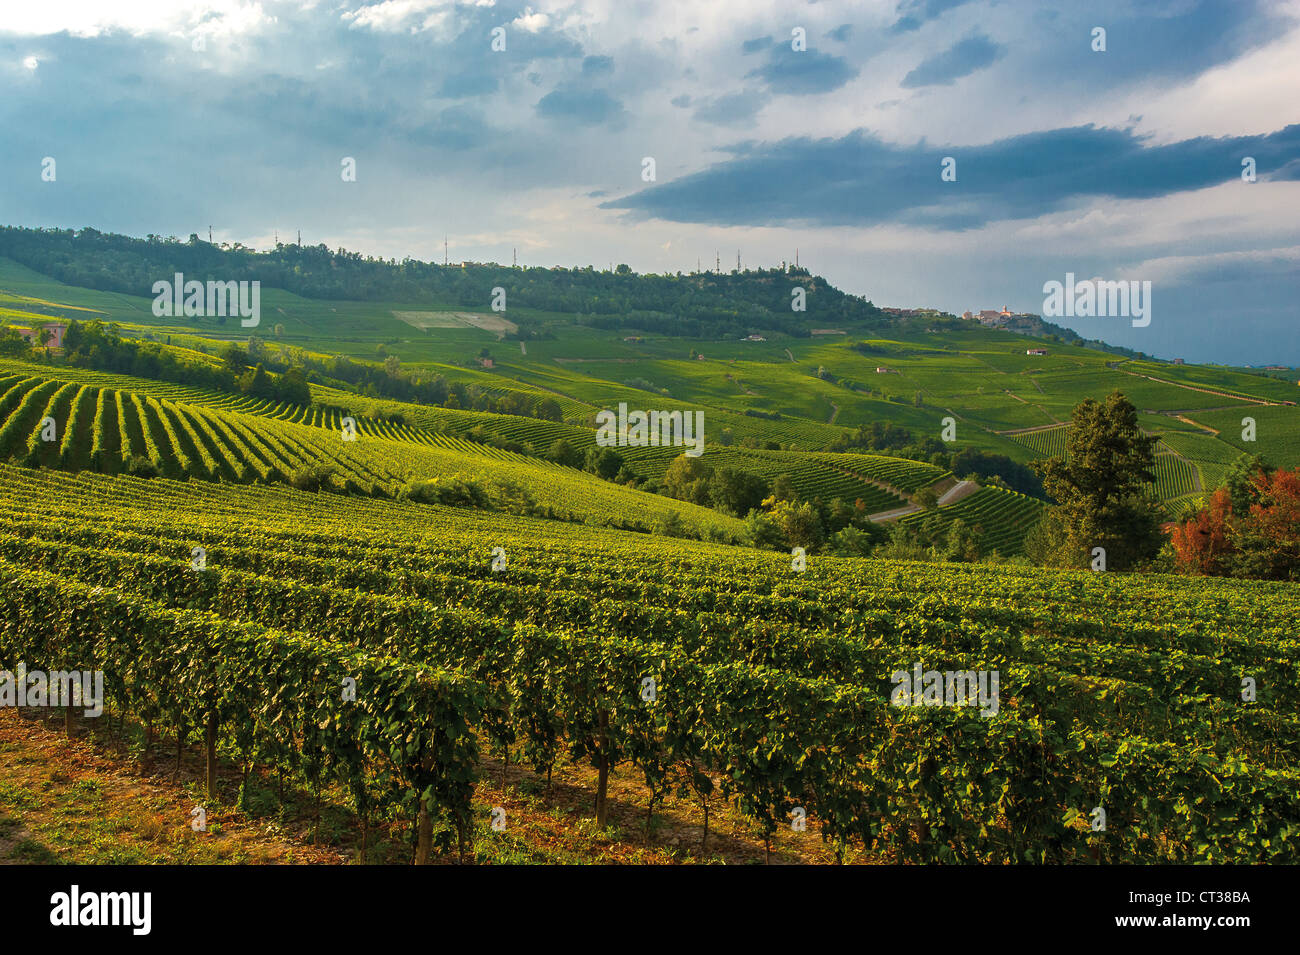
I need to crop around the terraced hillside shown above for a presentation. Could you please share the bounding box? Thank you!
[0,371,744,540]
[1158,430,1246,497]
[4,244,1297,560]
[811,451,951,493]
[1007,425,1069,460]
[895,486,1047,556]
[0,365,1053,553]
[1152,450,1201,501]
[1,358,1009,525]
[0,463,1295,864]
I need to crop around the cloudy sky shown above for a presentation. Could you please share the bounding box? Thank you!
[2,0,1298,363]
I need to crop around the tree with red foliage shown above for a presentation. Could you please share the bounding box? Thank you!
[1170,486,1234,575]
[1172,461,1300,580]
[1230,467,1300,580]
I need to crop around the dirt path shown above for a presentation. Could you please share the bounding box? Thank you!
[1174,414,1219,434]
[1163,405,1251,414]
[867,479,979,523]
[1115,369,1280,406]
[828,401,840,425]
[869,503,921,522]
[1000,391,1061,426]
[937,479,979,505]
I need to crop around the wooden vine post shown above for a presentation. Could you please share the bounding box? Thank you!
[595,708,610,828]
[205,711,219,800]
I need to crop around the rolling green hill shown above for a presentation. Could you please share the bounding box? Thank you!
[0,364,746,541]
[0,357,1049,553]
[3,230,1298,554]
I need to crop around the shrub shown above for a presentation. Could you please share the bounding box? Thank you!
[548,438,584,468]
[743,511,786,550]
[913,486,939,510]
[288,464,338,492]
[401,475,490,508]
[829,525,873,557]
[584,446,624,481]
[652,511,687,538]
[492,479,539,515]
[123,455,159,478]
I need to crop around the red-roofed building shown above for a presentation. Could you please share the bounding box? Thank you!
[13,322,67,349]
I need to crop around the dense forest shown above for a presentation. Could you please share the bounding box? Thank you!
[0,226,885,337]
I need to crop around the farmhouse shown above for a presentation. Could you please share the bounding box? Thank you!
[1026,348,1047,356]
[742,334,766,342]
[875,366,890,374]
[11,322,66,348]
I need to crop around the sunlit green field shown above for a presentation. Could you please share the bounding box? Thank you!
[3,254,1297,502]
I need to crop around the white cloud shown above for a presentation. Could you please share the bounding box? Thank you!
[1114,245,1300,286]
[341,0,476,33]
[22,56,38,70]
[511,7,549,33]
[0,1,273,39]
[1112,11,1300,143]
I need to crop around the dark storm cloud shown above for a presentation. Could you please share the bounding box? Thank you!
[748,48,859,94]
[692,89,770,126]
[602,124,1300,230]
[900,33,1003,87]
[890,0,976,34]
[536,86,625,126]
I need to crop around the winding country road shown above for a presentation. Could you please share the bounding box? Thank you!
[867,479,980,523]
